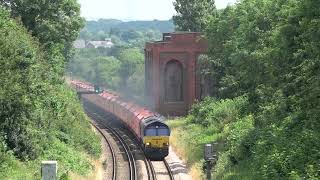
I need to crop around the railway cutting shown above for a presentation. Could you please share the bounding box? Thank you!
[72,80,175,180]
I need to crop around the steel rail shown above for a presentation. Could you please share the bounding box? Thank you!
[147,159,157,180]
[164,159,174,180]
[90,121,117,180]
[86,108,137,180]
[108,126,137,180]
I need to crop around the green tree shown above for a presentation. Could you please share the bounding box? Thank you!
[79,29,92,40]
[1,0,84,74]
[109,27,121,36]
[173,0,216,32]
[0,7,47,160]
[0,3,101,178]
[127,63,145,99]
[202,0,320,178]
[117,48,144,90]
[92,56,121,89]
[95,30,109,41]
[121,30,142,42]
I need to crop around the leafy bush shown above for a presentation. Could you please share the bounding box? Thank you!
[168,96,252,177]
[0,7,101,178]
[188,96,248,128]
[43,139,92,176]
[226,115,254,163]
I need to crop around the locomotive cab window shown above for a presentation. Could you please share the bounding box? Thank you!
[158,128,170,136]
[144,122,170,136]
[145,128,157,136]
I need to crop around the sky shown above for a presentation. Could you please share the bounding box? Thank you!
[78,0,237,21]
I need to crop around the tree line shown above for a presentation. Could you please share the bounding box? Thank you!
[0,1,101,178]
[173,0,319,179]
[67,47,145,103]
[79,19,174,49]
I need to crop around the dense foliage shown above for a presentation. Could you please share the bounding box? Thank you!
[1,0,84,75]
[168,97,253,179]
[0,2,100,178]
[67,47,145,103]
[171,0,320,179]
[173,0,215,31]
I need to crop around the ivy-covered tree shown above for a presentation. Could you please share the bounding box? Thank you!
[173,0,216,32]
[0,0,84,75]
[118,48,144,90]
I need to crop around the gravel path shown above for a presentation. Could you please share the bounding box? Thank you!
[165,146,192,180]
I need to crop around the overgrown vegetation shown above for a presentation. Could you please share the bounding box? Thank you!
[0,1,101,178]
[168,97,253,179]
[171,0,320,179]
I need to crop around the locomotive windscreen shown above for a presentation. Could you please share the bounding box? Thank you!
[145,127,170,136]
[144,122,170,136]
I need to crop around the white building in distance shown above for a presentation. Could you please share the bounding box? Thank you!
[73,39,86,49]
[86,38,114,48]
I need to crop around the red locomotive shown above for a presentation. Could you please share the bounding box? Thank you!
[71,80,170,160]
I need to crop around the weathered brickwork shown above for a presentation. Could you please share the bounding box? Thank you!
[145,32,208,116]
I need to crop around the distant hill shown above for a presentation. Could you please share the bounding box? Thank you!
[84,19,175,33]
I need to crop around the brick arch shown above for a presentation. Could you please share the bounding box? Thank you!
[164,60,183,102]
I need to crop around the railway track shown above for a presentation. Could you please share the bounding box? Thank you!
[149,159,174,180]
[164,159,175,180]
[86,108,137,180]
[106,122,137,180]
[84,101,174,180]
[90,121,116,180]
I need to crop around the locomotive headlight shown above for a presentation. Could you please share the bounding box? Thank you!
[146,142,150,146]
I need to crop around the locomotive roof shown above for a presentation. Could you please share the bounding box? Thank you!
[141,114,166,126]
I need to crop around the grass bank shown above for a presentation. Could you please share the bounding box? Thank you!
[168,94,320,179]
[167,96,257,179]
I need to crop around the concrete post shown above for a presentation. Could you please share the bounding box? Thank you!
[206,161,212,180]
[41,161,57,180]
[204,144,213,180]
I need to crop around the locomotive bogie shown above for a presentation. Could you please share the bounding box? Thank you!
[144,146,169,160]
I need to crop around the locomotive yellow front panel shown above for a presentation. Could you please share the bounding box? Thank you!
[143,136,169,148]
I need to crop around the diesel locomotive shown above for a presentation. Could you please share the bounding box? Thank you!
[71,80,170,160]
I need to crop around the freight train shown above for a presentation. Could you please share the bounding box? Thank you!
[71,80,170,160]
